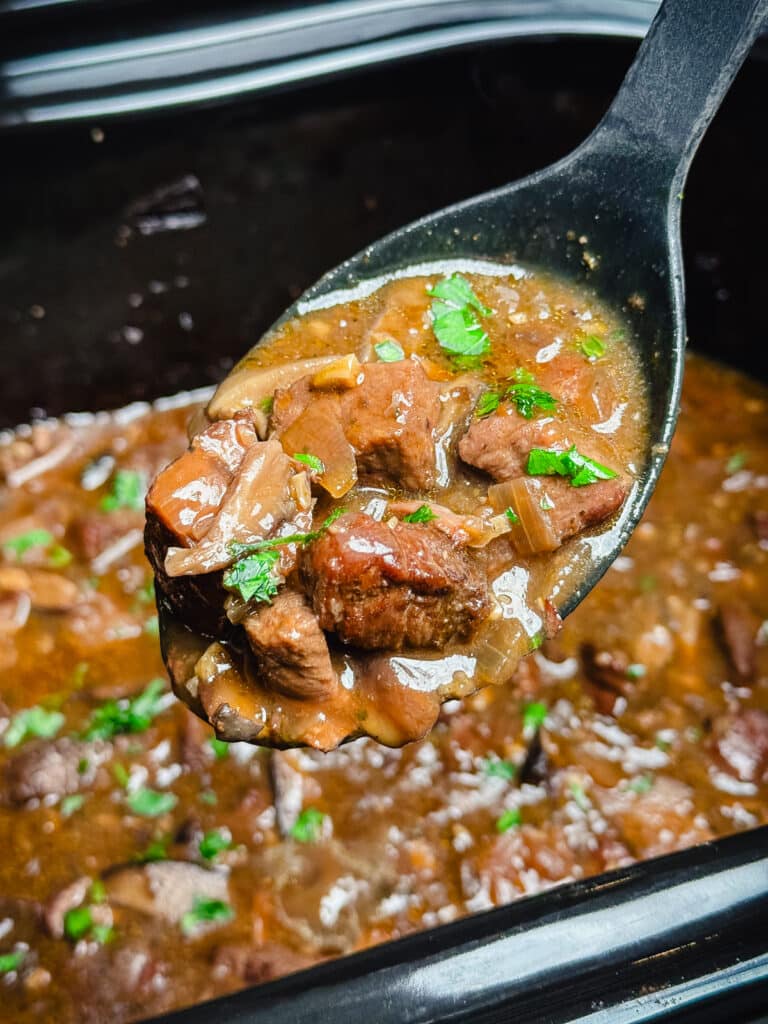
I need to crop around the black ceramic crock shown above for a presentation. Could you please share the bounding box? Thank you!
[1,5,767,1022]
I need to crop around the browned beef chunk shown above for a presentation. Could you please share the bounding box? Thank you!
[301,512,489,650]
[211,942,313,984]
[459,411,566,481]
[717,601,760,679]
[272,360,444,491]
[713,709,768,783]
[105,861,229,926]
[340,361,443,490]
[244,591,338,701]
[5,737,111,804]
[546,476,629,539]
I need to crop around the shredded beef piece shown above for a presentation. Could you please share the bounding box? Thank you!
[301,512,489,650]
[244,591,337,701]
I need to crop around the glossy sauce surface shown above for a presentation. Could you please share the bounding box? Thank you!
[0,355,766,1022]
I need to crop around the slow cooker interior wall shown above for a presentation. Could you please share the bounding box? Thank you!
[0,36,765,428]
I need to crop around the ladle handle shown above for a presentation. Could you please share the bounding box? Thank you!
[588,0,767,192]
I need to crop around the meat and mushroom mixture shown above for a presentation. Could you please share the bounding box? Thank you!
[146,265,647,749]
[0,355,767,1023]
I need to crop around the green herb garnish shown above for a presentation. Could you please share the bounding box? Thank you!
[476,390,501,418]
[495,808,522,833]
[2,527,72,568]
[626,663,646,680]
[0,951,24,974]
[112,762,130,788]
[402,505,438,525]
[578,335,606,360]
[428,274,492,360]
[127,787,178,818]
[181,898,234,936]
[209,737,229,760]
[199,790,217,806]
[134,835,170,863]
[522,701,547,732]
[504,507,520,526]
[507,369,557,419]
[628,773,655,794]
[289,807,326,844]
[526,446,618,488]
[539,496,555,511]
[60,794,85,818]
[374,339,405,363]
[63,906,94,942]
[726,451,747,474]
[100,469,145,512]
[84,678,166,741]
[199,829,232,861]
[568,781,590,811]
[259,396,275,415]
[4,706,64,748]
[293,452,325,474]
[483,758,516,781]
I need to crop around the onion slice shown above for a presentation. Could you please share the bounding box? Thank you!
[487,477,560,555]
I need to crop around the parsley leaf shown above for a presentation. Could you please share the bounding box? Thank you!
[199,828,232,861]
[476,390,501,418]
[100,469,146,512]
[134,835,170,863]
[522,701,547,732]
[496,808,522,833]
[2,528,72,568]
[568,781,590,811]
[578,335,606,360]
[289,807,326,843]
[60,794,85,818]
[507,368,557,419]
[223,548,281,604]
[293,452,325,474]
[428,274,492,359]
[628,773,654,794]
[504,507,519,525]
[483,758,516,780]
[83,678,166,741]
[526,446,618,488]
[127,788,178,818]
[374,339,404,363]
[4,706,64,748]
[181,898,234,936]
[402,505,438,524]
[726,451,747,474]
[0,951,24,974]
[63,906,94,942]
[259,396,275,415]
[208,737,229,760]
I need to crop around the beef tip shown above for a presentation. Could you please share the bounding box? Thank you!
[459,411,565,481]
[272,360,445,492]
[301,512,490,650]
[5,737,111,804]
[0,566,80,612]
[752,509,768,542]
[244,591,338,701]
[105,861,229,925]
[581,643,633,715]
[717,601,760,679]
[73,509,142,563]
[340,360,443,491]
[212,942,314,984]
[712,709,768,783]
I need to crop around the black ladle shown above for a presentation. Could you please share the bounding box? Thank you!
[274,0,767,617]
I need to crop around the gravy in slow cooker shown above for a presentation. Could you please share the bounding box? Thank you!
[0,354,766,1021]
[146,264,646,749]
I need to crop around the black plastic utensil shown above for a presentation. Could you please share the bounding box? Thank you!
[275,0,767,618]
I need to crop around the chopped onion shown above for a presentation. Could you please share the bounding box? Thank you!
[279,399,357,499]
[488,477,559,554]
[312,354,363,390]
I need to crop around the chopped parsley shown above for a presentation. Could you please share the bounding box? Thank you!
[626,663,646,680]
[84,678,166,740]
[0,951,24,974]
[526,446,618,488]
[134,835,170,863]
[4,705,64,748]
[2,527,71,568]
[476,370,556,421]
[568,781,590,811]
[374,339,404,363]
[60,794,85,818]
[628,773,655,794]
[209,736,229,760]
[181,898,234,936]
[495,808,522,833]
[127,787,178,818]
[578,335,606,360]
[289,807,326,844]
[402,505,438,525]
[63,905,113,944]
[483,758,516,781]
[539,496,555,511]
[199,790,218,806]
[112,762,130,788]
[504,507,519,525]
[100,469,145,512]
[726,451,747,474]
[259,396,275,415]
[223,508,347,605]
[522,701,547,732]
[199,828,232,861]
[428,274,492,360]
[293,452,325,474]
[530,632,543,650]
